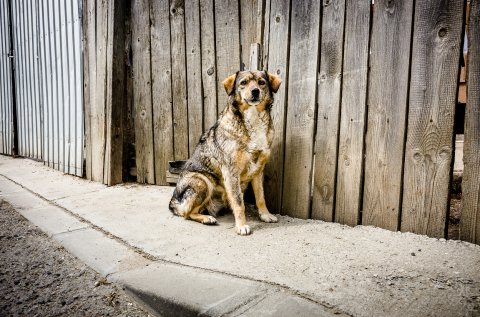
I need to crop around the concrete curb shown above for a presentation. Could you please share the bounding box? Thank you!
[0,174,344,317]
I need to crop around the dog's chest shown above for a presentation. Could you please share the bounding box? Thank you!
[243,107,271,153]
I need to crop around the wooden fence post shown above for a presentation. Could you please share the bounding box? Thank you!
[84,0,126,185]
[460,0,480,244]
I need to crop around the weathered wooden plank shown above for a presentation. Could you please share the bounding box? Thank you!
[199,0,217,129]
[132,0,155,184]
[104,0,126,185]
[311,0,346,222]
[335,0,370,226]
[185,0,203,156]
[264,0,290,214]
[151,0,174,185]
[281,0,320,219]
[460,0,480,244]
[362,0,414,231]
[89,0,108,181]
[262,0,271,70]
[170,0,189,160]
[401,0,464,237]
[249,43,261,70]
[214,0,241,113]
[240,0,259,70]
[83,0,95,180]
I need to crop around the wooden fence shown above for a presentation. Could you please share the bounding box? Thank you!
[83,0,480,243]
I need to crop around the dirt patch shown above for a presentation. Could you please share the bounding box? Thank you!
[0,200,151,317]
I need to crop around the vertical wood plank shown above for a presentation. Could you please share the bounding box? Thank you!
[240,0,258,70]
[104,0,125,185]
[401,0,465,237]
[214,0,241,113]
[90,0,107,181]
[264,0,290,214]
[362,0,414,231]
[185,0,203,156]
[460,0,480,244]
[151,0,174,185]
[311,0,346,222]
[335,0,370,226]
[132,0,155,184]
[170,0,188,160]
[281,0,321,219]
[199,0,217,129]
[84,0,95,180]
[249,43,261,70]
[262,0,271,70]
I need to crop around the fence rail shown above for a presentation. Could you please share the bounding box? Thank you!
[82,0,479,243]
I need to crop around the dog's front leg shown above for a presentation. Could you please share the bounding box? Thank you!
[222,170,251,235]
[252,172,278,223]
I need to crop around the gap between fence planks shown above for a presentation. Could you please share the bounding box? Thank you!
[362,0,413,231]
[401,0,465,238]
[460,0,480,244]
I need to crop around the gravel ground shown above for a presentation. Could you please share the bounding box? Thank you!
[0,200,151,317]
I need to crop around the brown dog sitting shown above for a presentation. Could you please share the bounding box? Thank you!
[169,70,281,235]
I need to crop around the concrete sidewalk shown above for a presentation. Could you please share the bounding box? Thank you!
[0,156,479,317]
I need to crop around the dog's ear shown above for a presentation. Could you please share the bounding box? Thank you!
[223,73,237,96]
[267,72,282,93]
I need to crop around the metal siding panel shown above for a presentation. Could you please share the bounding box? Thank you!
[0,0,6,154]
[73,0,83,176]
[65,0,74,174]
[3,0,84,175]
[35,0,44,160]
[44,0,57,168]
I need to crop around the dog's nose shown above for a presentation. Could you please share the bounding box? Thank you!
[251,88,260,99]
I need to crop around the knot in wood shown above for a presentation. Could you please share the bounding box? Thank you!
[438,27,448,38]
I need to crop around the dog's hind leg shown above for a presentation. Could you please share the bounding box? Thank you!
[171,173,217,225]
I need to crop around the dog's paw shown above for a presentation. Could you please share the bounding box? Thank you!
[259,212,278,223]
[202,216,217,225]
[236,225,252,235]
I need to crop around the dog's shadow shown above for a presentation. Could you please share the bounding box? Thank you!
[211,203,308,231]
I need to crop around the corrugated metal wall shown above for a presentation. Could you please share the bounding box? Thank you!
[37,0,83,176]
[0,0,15,155]
[11,0,43,160]
[1,0,83,176]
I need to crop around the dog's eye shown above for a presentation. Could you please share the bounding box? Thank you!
[240,80,247,86]
[258,79,266,85]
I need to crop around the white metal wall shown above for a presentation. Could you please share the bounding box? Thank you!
[0,0,15,155]
[6,0,84,176]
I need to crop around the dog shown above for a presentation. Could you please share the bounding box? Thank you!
[169,70,281,235]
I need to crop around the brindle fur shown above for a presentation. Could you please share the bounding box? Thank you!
[169,70,282,235]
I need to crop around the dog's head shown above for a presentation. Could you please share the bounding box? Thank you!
[223,71,281,112]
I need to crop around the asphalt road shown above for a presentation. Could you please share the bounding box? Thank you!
[0,200,151,317]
